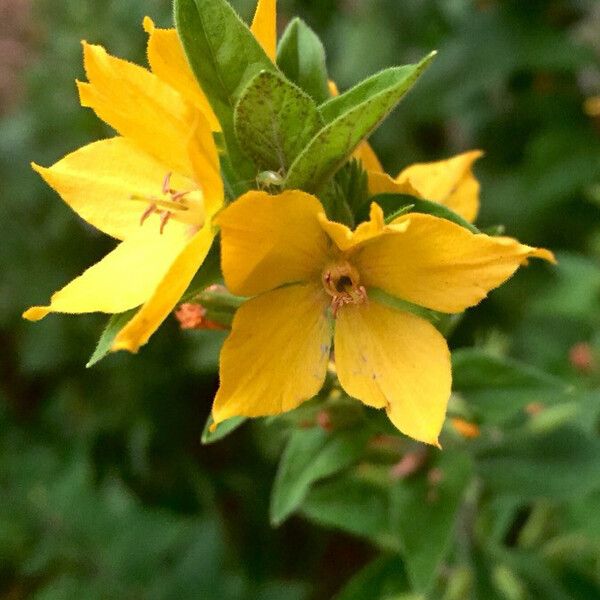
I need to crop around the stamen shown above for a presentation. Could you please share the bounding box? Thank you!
[130,173,205,234]
[322,261,368,317]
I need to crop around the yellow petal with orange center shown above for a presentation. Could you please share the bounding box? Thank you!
[394,150,484,222]
[78,42,197,178]
[216,190,329,296]
[335,300,451,446]
[250,0,277,62]
[212,283,332,425]
[112,224,215,353]
[142,17,220,131]
[23,223,190,320]
[32,137,195,241]
[353,212,555,314]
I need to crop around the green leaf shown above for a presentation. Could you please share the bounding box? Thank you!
[270,427,370,526]
[285,53,436,194]
[174,0,277,188]
[319,56,435,124]
[86,309,136,368]
[369,194,479,233]
[276,18,331,104]
[390,451,473,593]
[476,426,600,500]
[452,349,572,423]
[234,70,323,172]
[201,414,246,445]
[334,555,410,600]
[301,473,396,550]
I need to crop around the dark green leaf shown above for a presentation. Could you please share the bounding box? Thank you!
[270,427,370,526]
[452,349,572,423]
[390,451,473,592]
[234,70,323,172]
[86,309,136,368]
[285,53,435,194]
[201,415,246,445]
[174,0,277,187]
[334,555,409,600]
[276,18,331,104]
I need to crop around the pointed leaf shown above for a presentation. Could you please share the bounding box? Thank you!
[86,309,137,368]
[234,70,323,172]
[174,0,278,187]
[201,414,246,444]
[276,18,330,104]
[319,56,435,124]
[285,53,436,193]
[270,427,370,526]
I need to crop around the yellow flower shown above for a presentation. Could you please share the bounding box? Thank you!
[23,42,223,353]
[142,0,277,131]
[211,191,554,445]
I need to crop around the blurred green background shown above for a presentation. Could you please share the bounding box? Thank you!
[2,0,600,598]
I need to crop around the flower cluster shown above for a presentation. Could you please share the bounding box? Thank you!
[24,0,553,445]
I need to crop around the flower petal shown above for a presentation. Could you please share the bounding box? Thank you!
[112,224,215,353]
[78,42,197,178]
[395,150,484,222]
[32,137,193,241]
[251,0,277,62]
[335,300,451,445]
[318,203,409,252]
[23,223,190,320]
[216,190,329,296]
[367,171,419,197]
[142,17,220,131]
[353,212,555,314]
[212,283,332,425]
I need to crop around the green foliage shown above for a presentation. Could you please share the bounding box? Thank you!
[234,70,323,172]
[86,309,137,368]
[276,17,331,104]
[285,54,436,193]
[270,426,370,525]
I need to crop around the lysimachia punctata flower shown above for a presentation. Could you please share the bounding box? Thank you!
[212,191,554,445]
[23,41,223,352]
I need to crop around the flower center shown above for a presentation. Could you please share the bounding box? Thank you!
[130,172,205,234]
[322,261,368,317]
